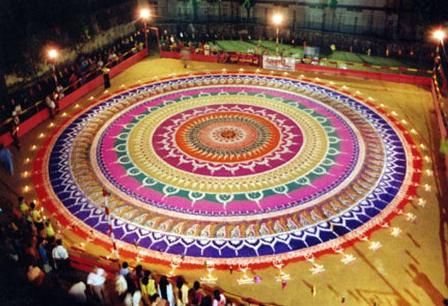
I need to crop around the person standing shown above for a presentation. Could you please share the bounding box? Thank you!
[158,275,175,306]
[45,95,57,118]
[55,84,65,100]
[26,264,45,286]
[175,276,189,306]
[37,238,51,273]
[18,196,28,212]
[141,271,157,305]
[68,281,88,303]
[10,114,20,150]
[44,220,55,239]
[52,238,69,272]
[24,240,39,266]
[46,237,56,270]
[124,288,142,306]
[87,267,107,304]
[131,264,144,289]
[115,273,128,301]
[212,289,226,306]
[189,281,205,305]
[0,144,13,175]
[180,48,191,69]
[18,196,31,221]
[102,67,111,89]
[120,261,130,277]
[30,202,44,230]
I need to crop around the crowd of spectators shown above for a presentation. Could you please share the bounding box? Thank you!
[0,194,235,306]
[101,262,227,306]
[0,30,146,132]
[157,26,435,63]
[0,195,79,304]
[285,31,435,61]
[157,27,437,70]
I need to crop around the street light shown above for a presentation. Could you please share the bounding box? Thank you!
[46,47,60,86]
[433,29,446,44]
[139,8,151,20]
[432,28,446,74]
[47,48,59,61]
[139,8,151,55]
[272,13,284,55]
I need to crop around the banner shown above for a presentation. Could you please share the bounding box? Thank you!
[304,46,320,58]
[262,56,296,72]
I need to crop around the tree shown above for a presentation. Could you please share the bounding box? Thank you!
[205,0,220,21]
[241,0,255,21]
[192,0,199,21]
[322,0,337,32]
[328,0,338,30]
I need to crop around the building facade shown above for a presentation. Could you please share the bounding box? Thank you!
[157,0,423,40]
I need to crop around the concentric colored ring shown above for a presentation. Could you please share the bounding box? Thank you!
[36,73,421,266]
[173,110,284,164]
[153,103,302,173]
[93,87,359,218]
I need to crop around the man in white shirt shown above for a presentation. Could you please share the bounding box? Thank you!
[87,267,107,304]
[115,273,128,298]
[119,261,129,276]
[45,95,57,118]
[52,239,69,272]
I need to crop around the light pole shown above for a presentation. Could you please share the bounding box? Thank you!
[431,28,448,166]
[46,47,60,86]
[433,29,446,57]
[149,26,161,52]
[432,28,446,75]
[139,8,151,56]
[272,13,284,56]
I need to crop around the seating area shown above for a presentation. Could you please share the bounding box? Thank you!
[0,194,273,306]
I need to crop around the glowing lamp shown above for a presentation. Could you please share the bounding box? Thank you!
[433,29,446,42]
[139,8,151,20]
[272,13,284,26]
[47,48,59,61]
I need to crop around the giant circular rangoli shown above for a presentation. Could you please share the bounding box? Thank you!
[35,72,421,266]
